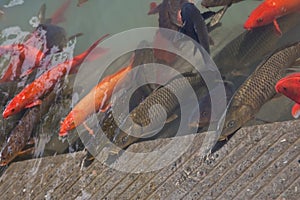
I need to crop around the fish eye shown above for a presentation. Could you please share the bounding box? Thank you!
[11,108,15,113]
[201,111,208,117]
[257,18,263,23]
[227,120,235,128]
[283,87,287,91]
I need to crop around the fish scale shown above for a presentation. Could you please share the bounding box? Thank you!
[220,42,300,139]
[130,74,203,127]
[113,73,206,149]
[214,13,300,75]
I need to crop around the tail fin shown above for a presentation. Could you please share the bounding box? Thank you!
[50,0,71,24]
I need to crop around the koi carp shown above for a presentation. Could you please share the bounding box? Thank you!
[0,44,45,83]
[275,72,300,118]
[59,60,133,137]
[2,34,109,119]
[244,0,300,35]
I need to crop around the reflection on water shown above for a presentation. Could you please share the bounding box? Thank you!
[0,0,299,169]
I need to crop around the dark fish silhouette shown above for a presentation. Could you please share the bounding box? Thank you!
[179,3,212,54]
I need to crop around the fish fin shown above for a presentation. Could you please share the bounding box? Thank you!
[37,3,46,24]
[17,147,35,157]
[25,100,42,108]
[209,36,214,46]
[83,122,94,135]
[50,0,71,24]
[292,58,300,66]
[20,68,34,78]
[291,103,300,118]
[148,2,160,15]
[201,11,216,20]
[165,114,178,123]
[99,102,111,113]
[68,33,84,41]
[273,19,282,36]
[85,47,109,62]
[208,5,228,28]
[253,117,272,124]
[77,0,88,7]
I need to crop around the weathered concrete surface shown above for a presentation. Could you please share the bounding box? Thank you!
[0,120,299,199]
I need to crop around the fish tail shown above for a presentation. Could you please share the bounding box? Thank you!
[291,103,300,118]
[87,34,110,54]
[50,0,71,24]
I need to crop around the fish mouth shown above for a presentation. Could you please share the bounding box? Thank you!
[2,110,10,119]
[243,24,252,30]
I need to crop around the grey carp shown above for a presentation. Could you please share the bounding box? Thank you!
[214,13,300,76]
[112,73,206,149]
[218,41,300,140]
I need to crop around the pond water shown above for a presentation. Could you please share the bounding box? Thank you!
[0,0,299,179]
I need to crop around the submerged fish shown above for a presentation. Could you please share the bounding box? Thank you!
[275,73,300,118]
[190,81,235,129]
[148,0,189,64]
[218,41,300,140]
[0,92,56,166]
[276,73,300,104]
[112,73,207,149]
[148,0,188,30]
[201,0,244,28]
[244,0,300,35]
[2,34,109,119]
[201,0,243,7]
[214,12,300,75]
[59,62,132,137]
[180,2,212,54]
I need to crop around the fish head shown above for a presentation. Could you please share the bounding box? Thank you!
[112,128,139,150]
[59,115,76,137]
[3,98,25,119]
[275,77,300,104]
[218,104,252,140]
[244,2,276,30]
[0,145,15,166]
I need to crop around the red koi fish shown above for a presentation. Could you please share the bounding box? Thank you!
[2,34,109,119]
[0,44,45,83]
[275,73,300,118]
[50,0,71,24]
[59,60,133,136]
[244,0,300,35]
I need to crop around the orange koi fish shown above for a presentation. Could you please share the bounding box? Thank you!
[275,73,300,118]
[2,34,109,119]
[59,59,133,136]
[244,0,300,35]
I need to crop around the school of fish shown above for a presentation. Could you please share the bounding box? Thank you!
[0,0,300,167]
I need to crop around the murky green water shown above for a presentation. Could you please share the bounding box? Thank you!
[0,0,299,170]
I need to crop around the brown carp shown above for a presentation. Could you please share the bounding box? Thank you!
[218,41,300,140]
[214,13,300,76]
[0,92,56,166]
[112,73,207,149]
